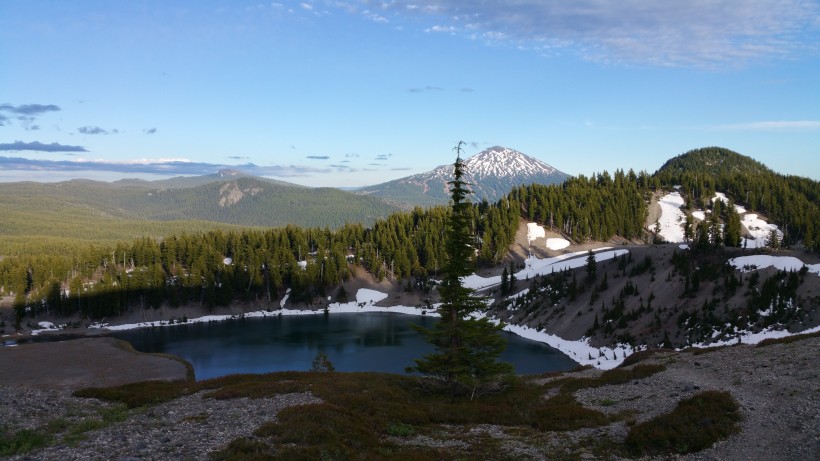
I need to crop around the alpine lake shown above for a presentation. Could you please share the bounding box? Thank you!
[113,312,578,380]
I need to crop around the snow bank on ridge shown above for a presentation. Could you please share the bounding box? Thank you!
[656,192,686,243]
[729,255,820,275]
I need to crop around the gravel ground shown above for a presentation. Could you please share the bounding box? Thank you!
[2,388,320,461]
[569,336,820,460]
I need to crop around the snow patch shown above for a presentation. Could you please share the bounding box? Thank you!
[462,248,628,291]
[356,288,389,305]
[546,238,570,250]
[741,214,781,249]
[279,288,291,308]
[526,222,546,242]
[690,325,820,348]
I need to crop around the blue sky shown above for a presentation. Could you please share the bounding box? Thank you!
[1,0,819,187]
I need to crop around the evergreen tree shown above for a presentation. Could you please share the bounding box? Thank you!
[500,266,509,296]
[585,250,596,284]
[508,261,516,293]
[409,142,513,396]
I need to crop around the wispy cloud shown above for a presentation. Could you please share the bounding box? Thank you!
[711,120,820,131]
[0,141,88,152]
[408,86,443,93]
[684,120,820,132]
[0,103,60,116]
[143,127,157,135]
[306,155,330,160]
[78,126,118,135]
[0,155,332,177]
[374,0,820,67]
[0,103,61,130]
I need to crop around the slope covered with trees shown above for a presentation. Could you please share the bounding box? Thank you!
[510,169,650,242]
[3,146,817,343]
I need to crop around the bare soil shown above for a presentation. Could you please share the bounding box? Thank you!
[0,337,189,390]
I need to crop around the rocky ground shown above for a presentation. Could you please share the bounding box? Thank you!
[1,336,817,460]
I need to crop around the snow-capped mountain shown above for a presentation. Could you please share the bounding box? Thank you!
[357,146,568,207]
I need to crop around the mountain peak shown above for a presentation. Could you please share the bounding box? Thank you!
[358,145,568,207]
[463,146,558,178]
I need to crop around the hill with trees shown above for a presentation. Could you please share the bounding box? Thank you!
[654,147,819,251]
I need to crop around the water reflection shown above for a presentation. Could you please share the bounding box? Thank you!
[113,313,577,380]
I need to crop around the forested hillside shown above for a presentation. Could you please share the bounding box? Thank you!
[0,199,519,321]
[2,146,817,333]
[510,169,651,242]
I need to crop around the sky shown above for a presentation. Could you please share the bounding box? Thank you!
[1,0,819,187]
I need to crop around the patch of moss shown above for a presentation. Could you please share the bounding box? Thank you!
[0,426,50,456]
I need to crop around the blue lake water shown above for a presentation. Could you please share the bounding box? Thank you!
[113,313,578,380]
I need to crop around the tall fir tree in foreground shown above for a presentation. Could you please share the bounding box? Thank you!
[408,142,513,397]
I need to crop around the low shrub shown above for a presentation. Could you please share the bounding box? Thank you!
[625,390,740,456]
[551,364,666,394]
[74,380,193,408]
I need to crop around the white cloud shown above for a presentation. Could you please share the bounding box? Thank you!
[369,0,820,66]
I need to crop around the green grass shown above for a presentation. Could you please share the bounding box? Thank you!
[0,426,50,456]
[625,390,741,456]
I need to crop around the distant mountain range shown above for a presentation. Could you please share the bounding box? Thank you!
[356,146,569,207]
[0,171,399,231]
